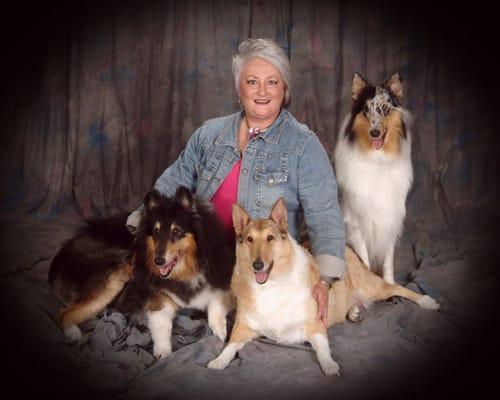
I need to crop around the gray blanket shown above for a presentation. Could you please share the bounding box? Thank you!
[1,212,498,399]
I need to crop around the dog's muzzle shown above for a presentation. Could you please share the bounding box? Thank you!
[252,260,264,271]
[253,260,274,284]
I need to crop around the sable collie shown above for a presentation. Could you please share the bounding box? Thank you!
[48,186,234,358]
[207,198,438,375]
[334,72,413,284]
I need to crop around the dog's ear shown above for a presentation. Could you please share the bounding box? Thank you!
[270,198,288,238]
[174,185,194,210]
[144,189,162,213]
[232,203,251,241]
[384,72,403,104]
[352,73,368,101]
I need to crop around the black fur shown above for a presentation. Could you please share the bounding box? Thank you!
[48,214,133,299]
[49,186,235,313]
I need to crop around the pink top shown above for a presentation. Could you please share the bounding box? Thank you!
[210,159,241,243]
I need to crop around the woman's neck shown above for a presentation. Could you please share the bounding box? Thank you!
[244,112,280,130]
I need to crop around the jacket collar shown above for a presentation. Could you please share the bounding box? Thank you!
[215,109,289,149]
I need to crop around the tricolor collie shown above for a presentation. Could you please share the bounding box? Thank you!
[48,186,234,358]
[207,199,438,375]
[334,72,413,284]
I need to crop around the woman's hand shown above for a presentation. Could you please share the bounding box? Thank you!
[313,281,330,327]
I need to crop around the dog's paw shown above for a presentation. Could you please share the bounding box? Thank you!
[153,343,172,359]
[320,359,341,376]
[209,318,227,342]
[64,325,82,343]
[207,356,229,370]
[347,305,362,323]
[417,295,440,310]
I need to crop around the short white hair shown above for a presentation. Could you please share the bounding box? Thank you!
[232,38,292,107]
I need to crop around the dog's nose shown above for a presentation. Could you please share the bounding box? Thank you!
[154,256,166,266]
[252,260,264,271]
[370,129,381,138]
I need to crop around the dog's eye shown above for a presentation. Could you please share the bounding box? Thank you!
[363,105,369,114]
[172,228,180,237]
[152,227,160,236]
[267,235,274,242]
[247,236,253,242]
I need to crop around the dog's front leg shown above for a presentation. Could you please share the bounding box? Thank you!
[382,245,395,284]
[207,290,234,341]
[306,323,340,376]
[207,321,257,370]
[147,303,176,359]
[347,229,371,269]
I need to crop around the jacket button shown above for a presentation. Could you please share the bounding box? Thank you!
[243,168,248,175]
[268,177,274,184]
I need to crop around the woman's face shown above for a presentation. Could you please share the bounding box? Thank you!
[238,57,286,126]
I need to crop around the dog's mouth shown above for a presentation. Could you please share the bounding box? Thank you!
[157,251,182,279]
[371,131,386,150]
[254,261,274,284]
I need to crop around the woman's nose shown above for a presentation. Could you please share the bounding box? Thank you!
[257,82,267,96]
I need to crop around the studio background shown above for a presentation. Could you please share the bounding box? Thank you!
[1,0,497,224]
[0,1,498,399]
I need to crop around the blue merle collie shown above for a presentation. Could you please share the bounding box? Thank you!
[334,73,413,284]
[48,186,235,358]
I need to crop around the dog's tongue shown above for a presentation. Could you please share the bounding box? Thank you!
[159,264,172,277]
[255,271,268,284]
[372,137,384,150]
[159,257,176,277]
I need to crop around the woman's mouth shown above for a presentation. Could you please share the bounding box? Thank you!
[254,99,270,105]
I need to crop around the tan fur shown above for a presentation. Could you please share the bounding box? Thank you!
[232,207,434,331]
[228,321,259,343]
[231,215,295,312]
[352,113,373,152]
[352,110,405,156]
[380,110,404,156]
[145,232,199,282]
[352,73,367,100]
[327,247,428,326]
[59,264,132,328]
[210,200,437,375]
[144,292,179,313]
[169,234,198,281]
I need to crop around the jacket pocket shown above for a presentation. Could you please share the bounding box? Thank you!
[254,170,288,208]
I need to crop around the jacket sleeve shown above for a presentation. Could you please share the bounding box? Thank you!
[297,133,346,279]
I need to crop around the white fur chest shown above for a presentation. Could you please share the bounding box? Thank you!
[244,240,315,344]
[335,137,413,227]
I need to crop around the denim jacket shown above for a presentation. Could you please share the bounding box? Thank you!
[137,109,346,279]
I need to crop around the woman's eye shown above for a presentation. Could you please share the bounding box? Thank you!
[247,236,254,242]
[247,79,257,85]
[268,80,278,86]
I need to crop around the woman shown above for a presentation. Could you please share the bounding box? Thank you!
[127,38,346,326]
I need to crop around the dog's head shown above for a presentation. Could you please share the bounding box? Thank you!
[232,198,292,284]
[346,72,407,153]
[138,186,199,281]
